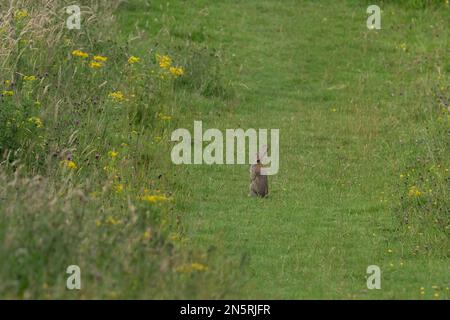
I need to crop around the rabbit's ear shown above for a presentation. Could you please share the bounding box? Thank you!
[250,151,259,164]
[258,144,268,160]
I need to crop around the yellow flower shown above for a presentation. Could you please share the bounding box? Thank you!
[15,10,28,20]
[108,151,118,158]
[3,80,10,86]
[66,161,77,169]
[158,113,172,121]
[108,91,125,102]
[89,61,103,69]
[169,66,184,77]
[93,55,108,62]
[399,43,407,52]
[143,229,152,240]
[176,262,207,273]
[114,183,124,193]
[106,216,121,226]
[170,233,181,242]
[387,249,393,253]
[95,219,102,227]
[90,191,99,199]
[140,194,170,203]
[28,117,43,128]
[71,50,89,58]
[23,75,37,81]
[408,186,422,197]
[156,54,172,68]
[60,160,77,170]
[2,90,14,96]
[191,262,208,272]
[128,56,140,64]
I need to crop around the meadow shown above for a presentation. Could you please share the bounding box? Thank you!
[0,0,448,299]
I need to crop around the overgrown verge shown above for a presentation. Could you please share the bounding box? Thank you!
[387,21,449,258]
[394,86,449,257]
[0,0,241,298]
[363,0,449,9]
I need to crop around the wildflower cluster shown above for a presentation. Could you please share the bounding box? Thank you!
[156,54,185,78]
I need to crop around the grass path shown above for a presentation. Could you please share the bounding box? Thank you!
[119,1,449,299]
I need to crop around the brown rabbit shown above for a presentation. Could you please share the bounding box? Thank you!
[249,148,268,198]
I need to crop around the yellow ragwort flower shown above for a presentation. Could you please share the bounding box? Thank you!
[93,55,108,62]
[176,262,208,273]
[156,54,172,69]
[142,229,152,240]
[28,117,43,128]
[108,91,125,102]
[169,66,184,77]
[15,10,28,20]
[106,216,121,226]
[89,61,103,69]
[114,183,124,193]
[191,262,208,272]
[108,150,118,158]
[23,75,37,81]
[128,56,140,64]
[408,186,422,197]
[60,160,77,170]
[2,90,14,96]
[158,113,172,121]
[71,50,89,58]
[140,194,170,203]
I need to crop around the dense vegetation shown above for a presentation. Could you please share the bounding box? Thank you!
[0,0,448,299]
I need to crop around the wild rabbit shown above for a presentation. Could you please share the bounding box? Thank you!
[249,147,268,198]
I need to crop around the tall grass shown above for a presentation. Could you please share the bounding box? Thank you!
[362,0,449,9]
[0,0,241,298]
[394,84,449,257]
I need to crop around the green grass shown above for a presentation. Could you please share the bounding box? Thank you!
[0,0,448,299]
[117,0,449,299]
